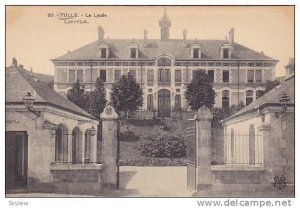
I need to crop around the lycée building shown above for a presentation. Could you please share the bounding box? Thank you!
[52,9,277,118]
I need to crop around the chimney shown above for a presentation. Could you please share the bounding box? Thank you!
[98,26,105,43]
[19,64,24,69]
[11,57,18,67]
[228,28,235,44]
[144,30,148,41]
[183,29,187,41]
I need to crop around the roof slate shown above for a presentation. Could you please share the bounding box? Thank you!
[6,66,96,120]
[53,39,275,61]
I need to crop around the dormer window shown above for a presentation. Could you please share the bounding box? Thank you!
[193,48,199,58]
[223,48,229,59]
[191,44,201,59]
[98,43,109,59]
[131,48,137,59]
[220,44,233,59]
[101,48,106,58]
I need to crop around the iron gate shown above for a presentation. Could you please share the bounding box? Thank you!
[186,123,197,190]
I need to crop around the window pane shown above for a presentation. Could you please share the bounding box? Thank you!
[115,69,121,81]
[147,70,154,83]
[57,69,68,82]
[165,69,170,82]
[69,69,76,83]
[222,90,230,108]
[77,70,83,82]
[158,69,164,82]
[175,70,181,82]
[131,48,136,58]
[223,48,229,59]
[246,98,253,106]
[147,94,153,110]
[223,70,229,82]
[255,70,262,83]
[193,48,199,58]
[101,48,106,58]
[207,70,214,82]
[247,70,254,83]
[100,70,106,82]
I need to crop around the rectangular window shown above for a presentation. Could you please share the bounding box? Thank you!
[174,95,181,110]
[99,70,106,82]
[77,69,83,82]
[130,48,136,58]
[193,48,199,58]
[147,70,154,83]
[255,70,262,83]
[165,69,170,82]
[57,69,68,83]
[147,94,154,110]
[101,48,106,58]
[158,69,164,82]
[192,70,198,79]
[222,97,230,108]
[247,70,254,83]
[115,69,121,81]
[223,48,229,59]
[175,70,181,82]
[207,70,214,82]
[129,69,136,79]
[69,69,76,83]
[246,97,253,106]
[222,70,229,83]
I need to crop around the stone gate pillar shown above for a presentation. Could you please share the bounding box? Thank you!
[100,105,118,189]
[195,106,213,190]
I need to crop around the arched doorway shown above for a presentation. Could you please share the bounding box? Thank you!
[158,89,171,118]
[72,127,82,164]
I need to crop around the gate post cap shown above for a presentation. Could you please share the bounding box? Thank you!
[100,104,118,120]
[194,105,213,120]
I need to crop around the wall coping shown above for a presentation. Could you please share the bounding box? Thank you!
[50,163,102,171]
[211,165,264,172]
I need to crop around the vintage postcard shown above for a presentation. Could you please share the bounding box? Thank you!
[4,4,295,203]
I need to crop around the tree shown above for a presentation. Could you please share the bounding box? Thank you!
[111,73,143,118]
[212,102,245,127]
[264,80,280,93]
[67,80,88,110]
[185,70,216,110]
[88,77,107,118]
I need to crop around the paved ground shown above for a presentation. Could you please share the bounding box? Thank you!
[6,166,193,197]
[118,166,193,197]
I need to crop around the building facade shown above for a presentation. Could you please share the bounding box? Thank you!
[53,10,277,118]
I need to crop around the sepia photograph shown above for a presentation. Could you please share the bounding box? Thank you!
[4,5,295,200]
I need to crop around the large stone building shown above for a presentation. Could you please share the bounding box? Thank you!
[53,9,277,118]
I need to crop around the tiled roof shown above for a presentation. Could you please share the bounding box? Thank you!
[223,74,295,122]
[31,71,53,84]
[6,66,96,120]
[52,39,276,61]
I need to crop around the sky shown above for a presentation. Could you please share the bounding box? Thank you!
[6,6,294,77]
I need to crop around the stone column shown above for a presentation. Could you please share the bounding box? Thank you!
[90,133,97,164]
[100,105,118,189]
[81,134,86,164]
[67,131,72,164]
[259,124,282,185]
[195,106,213,190]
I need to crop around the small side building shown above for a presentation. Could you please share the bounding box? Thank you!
[221,71,294,195]
[5,62,101,194]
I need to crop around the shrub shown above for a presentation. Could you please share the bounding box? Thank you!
[138,134,186,158]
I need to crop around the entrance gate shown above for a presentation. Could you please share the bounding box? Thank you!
[186,123,197,190]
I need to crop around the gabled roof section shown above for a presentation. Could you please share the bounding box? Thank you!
[6,66,96,120]
[223,74,295,122]
[52,39,276,61]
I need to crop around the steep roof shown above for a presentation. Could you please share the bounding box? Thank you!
[6,66,96,120]
[223,74,295,122]
[52,39,275,61]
